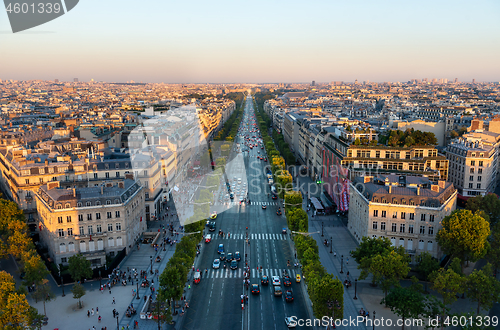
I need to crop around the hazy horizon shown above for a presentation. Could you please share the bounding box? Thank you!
[1,0,499,83]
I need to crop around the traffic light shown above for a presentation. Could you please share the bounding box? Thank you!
[316,180,322,184]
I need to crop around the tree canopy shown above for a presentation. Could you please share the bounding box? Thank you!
[378,129,438,147]
[68,254,93,282]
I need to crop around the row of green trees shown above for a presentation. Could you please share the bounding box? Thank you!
[214,94,246,142]
[0,199,48,328]
[378,128,438,147]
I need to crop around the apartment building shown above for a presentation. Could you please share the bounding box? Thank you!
[36,179,145,267]
[348,175,457,261]
[445,138,497,201]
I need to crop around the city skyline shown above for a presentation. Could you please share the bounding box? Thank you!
[1,0,499,83]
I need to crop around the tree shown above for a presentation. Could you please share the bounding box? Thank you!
[31,279,55,316]
[0,271,40,328]
[416,252,440,292]
[486,223,500,274]
[71,282,86,309]
[466,194,500,226]
[465,263,500,315]
[309,274,343,321]
[381,287,429,330]
[159,264,185,314]
[352,236,392,264]
[68,254,92,282]
[430,267,466,323]
[436,210,490,271]
[284,191,302,212]
[151,289,173,327]
[361,250,410,299]
[21,250,49,289]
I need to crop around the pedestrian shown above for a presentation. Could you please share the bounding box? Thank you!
[91,308,94,316]
[113,309,116,318]
[87,310,90,317]
[112,297,116,304]
[188,284,191,289]
[96,307,99,315]
[346,258,349,264]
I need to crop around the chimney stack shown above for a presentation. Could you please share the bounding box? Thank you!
[389,185,392,194]
[45,159,49,166]
[101,184,104,195]
[73,188,76,197]
[417,187,420,195]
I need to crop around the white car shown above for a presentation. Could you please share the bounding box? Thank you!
[213,259,220,269]
[272,276,281,286]
[285,316,296,328]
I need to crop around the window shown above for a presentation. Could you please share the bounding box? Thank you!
[107,212,112,219]
[420,226,425,234]
[78,214,83,222]
[392,223,397,232]
[66,216,71,223]
[478,176,482,182]
[87,214,92,221]
[144,170,148,176]
[115,211,120,218]
[96,201,101,206]
[429,215,435,222]
[392,212,397,219]
[479,161,483,167]
[401,212,406,220]
[58,228,65,237]
[373,210,378,217]
[372,221,378,230]
[58,216,63,224]
[105,172,110,179]
[25,179,29,184]
[108,223,113,232]
[420,214,426,221]
[96,225,102,233]
[410,200,415,206]
[61,257,67,263]
[469,176,474,181]
[145,192,150,199]
[477,183,481,189]
[67,228,73,236]
[96,213,101,220]
[86,201,91,207]
[106,200,111,205]
[79,226,84,235]
[381,211,386,218]
[409,213,415,220]
[57,204,62,209]
[470,168,474,174]
[471,160,475,166]
[380,222,386,231]
[469,183,473,189]
[400,224,405,233]
[116,172,120,178]
[375,151,380,158]
[478,168,482,174]
[94,173,98,179]
[39,178,43,183]
[408,225,414,233]
[77,202,82,207]
[428,226,434,235]
[406,152,410,159]
[88,225,93,235]
[116,223,121,231]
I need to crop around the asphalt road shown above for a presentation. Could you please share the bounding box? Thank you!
[182,96,312,330]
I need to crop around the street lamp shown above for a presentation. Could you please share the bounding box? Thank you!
[150,256,153,275]
[373,311,376,330]
[340,255,344,274]
[99,269,102,288]
[354,279,358,300]
[330,237,333,254]
[136,281,140,300]
[58,265,65,297]
[321,222,324,237]
[116,315,119,330]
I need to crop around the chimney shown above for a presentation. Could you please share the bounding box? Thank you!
[73,188,76,197]
[45,159,49,165]
[438,180,446,189]
[389,185,392,194]
[118,181,124,189]
[431,185,439,193]
[101,184,104,195]
[417,187,420,195]
[47,181,60,190]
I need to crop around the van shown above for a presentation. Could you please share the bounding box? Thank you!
[194,272,201,284]
[274,286,282,296]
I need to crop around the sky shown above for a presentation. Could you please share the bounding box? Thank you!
[0,0,499,83]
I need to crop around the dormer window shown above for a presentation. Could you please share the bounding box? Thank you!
[106,200,111,205]
[86,201,92,207]
[65,203,71,209]
[77,202,82,207]
[56,204,62,209]
[105,164,109,170]
[95,201,101,206]
[114,199,120,204]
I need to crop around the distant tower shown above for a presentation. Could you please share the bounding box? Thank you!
[472,79,476,84]
[454,78,458,83]
[74,78,78,82]
[55,79,59,83]
[311,81,315,86]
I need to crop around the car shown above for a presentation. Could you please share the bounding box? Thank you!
[218,244,224,254]
[194,271,201,284]
[226,252,233,261]
[208,221,216,232]
[205,234,212,243]
[219,252,225,261]
[213,259,220,269]
[296,274,301,282]
[261,275,269,285]
[272,276,281,286]
[238,178,242,184]
[230,193,234,199]
[251,284,260,295]
[285,316,296,328]
[283,276,292,287]
[230,260,238,270]
[274,285,282,296]
[235,251,241,261]
[210,211,217,219]
[285,290,294,302]
[264,158,267,162]
[262,205,267,209]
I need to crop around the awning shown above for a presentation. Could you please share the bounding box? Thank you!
[310,197,324,210]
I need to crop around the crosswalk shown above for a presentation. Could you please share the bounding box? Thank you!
[209,233,288,240]
[200,268,300,279]
[213,201,281,206]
